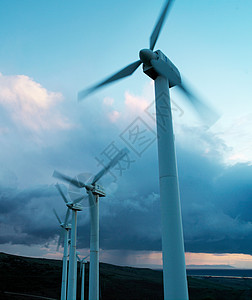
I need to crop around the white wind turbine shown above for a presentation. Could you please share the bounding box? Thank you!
[53,147,128,300]
[77,253,89,300]
[74,251,81,300]
[53,208,71,300]
[77,1,219,299]
[55,183,84,300]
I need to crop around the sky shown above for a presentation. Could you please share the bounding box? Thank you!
[0,0,251,269]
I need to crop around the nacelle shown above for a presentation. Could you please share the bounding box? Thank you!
[67,202,83,211]
[141,49,181,87]
[93,183,106,197]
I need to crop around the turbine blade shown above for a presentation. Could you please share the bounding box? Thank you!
[83,255,89,260]
[73,195,85,204]
[78,60,142,101]
[76,254,81,262]
[53,171,86,189]
[55,183,68,204]
[57,228,64,251]
[92,148,129,184]
[87,190,96,207]
[53,208,62,224]
[57,237,61,251]
[63,208,70,227]
[150,58,219,127]
[177,82,220,127]
[150,0,175,50]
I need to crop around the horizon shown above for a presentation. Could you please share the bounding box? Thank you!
[2,250,252,271]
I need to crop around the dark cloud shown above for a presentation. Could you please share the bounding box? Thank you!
[78,145,252,255]
[0,127,251,255]
[177,148,252,255]
[0,183,65,245]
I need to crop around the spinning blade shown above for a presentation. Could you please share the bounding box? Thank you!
[57,227,65,251]
[87,189,96,207]
[63,208,71,227]
[55,183,68,204]
[92,148,129,184]
[68,173,94,208]
[53,208,62,225]
[53,171,87,188]
[78,60,142,101]
[150,0,175,50]
[177,82,220,127]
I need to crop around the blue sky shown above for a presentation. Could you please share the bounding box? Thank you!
[0,0,251,268]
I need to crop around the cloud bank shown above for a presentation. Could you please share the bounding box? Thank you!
[1,143,251,255]
[0,73,251,258]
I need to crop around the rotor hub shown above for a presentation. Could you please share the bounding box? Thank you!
[139,49,158,66]
[67,202,83,211]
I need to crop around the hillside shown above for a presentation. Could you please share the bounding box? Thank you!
[0,252,252,300]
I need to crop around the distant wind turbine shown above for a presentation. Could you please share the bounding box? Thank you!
[53,208,71,300]
[77,253,89,300]
[53,147,128,300]
[55,183,84,300]
[77,0,219,299]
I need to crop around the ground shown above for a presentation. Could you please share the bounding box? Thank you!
[0,252,251,300]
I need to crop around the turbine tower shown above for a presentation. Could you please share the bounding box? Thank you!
[77,253,89,300]
[55,183,84,300]
[53,148,128,300]
[74,251,81,300]
[53,209,71,300]
[77,1,219,299]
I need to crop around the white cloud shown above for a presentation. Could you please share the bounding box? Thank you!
[103,96,114,106]
[0,73,72,132]
[214,113,252,165]
[102,90,151,125]
[124,91,150,114]
[176,124,231,163]
[108,110,121,123]
[175,112,252,166]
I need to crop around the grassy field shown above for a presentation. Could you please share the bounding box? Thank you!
[0,252,252,300]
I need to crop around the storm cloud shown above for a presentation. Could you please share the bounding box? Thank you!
[1,142,251,255]
[0,72,251,257]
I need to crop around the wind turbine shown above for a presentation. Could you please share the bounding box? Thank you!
[53,147,128,300]
[55,183,84,300]
[77,253,89,300]
[74,251,81,300]
[77,1,219,299]
[53,208,71,300]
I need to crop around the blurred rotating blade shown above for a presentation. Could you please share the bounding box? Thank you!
[87,190,96,207]
[150,0,175,50]
[92,148,129,184]
[55,183,68,204]
[177,82,220,127]
[79,195,93,208]
[63,208,71,227]
[73,195,85,205]
[53,208,62,225]
[53,171,86,189]
[68,173,94,208]
[78,60,142,101]
[57,228,64,251]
